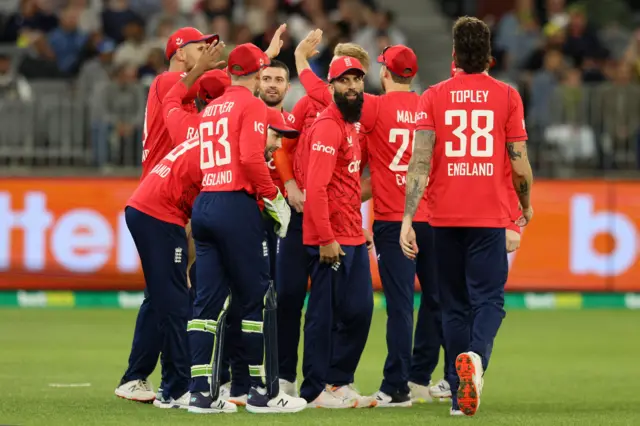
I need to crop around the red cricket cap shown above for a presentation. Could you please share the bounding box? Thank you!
[166,27,218,60]
[377,45,418,78]
[267,107,299,138]
[199,69,231,100]
[227,43,270,76]
[328,56,365,82]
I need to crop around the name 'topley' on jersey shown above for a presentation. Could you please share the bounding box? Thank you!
[415,72,527,228]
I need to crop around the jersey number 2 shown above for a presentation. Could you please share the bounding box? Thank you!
[388,128,416,172]
[445,110,494,157]
[200,117,232,169]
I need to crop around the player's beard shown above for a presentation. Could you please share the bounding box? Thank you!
[260,91,284,108]
[334,90,364,123]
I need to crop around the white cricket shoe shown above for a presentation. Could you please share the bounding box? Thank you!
[307,388,357,409]
[188,391,238,414]
[455,351,484,416]
[328,384,376,408]
[115,379,155,403]
[430,379,452,400]
[279,379,299,397]
[245,387,307,413]
[219,383,231,400]
[219,382,248,406]
[371,391,412,408]
[450,407,465,416]
[153,392,190,409]
[408,381,433,403]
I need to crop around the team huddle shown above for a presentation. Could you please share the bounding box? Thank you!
[113,16,534,418]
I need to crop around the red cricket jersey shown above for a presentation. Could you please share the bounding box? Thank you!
[303,103,365,246]
[140,71,201,179]
[128,129,202,227]
[364,91,431,222]
[415,72,527,227]
[291,94,326,191]
[199,85,277,199]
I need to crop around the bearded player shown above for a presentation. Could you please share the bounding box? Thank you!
[269,35,373,403]
[115,26,219,403]
[294,32,438,407]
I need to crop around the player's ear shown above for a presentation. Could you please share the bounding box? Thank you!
[328,84,335,95]
[175,48,185,63]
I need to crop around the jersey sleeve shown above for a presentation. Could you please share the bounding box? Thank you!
[239,100,278,199]
[305,119,342,245]
[506,87,528,142]
[359,133,369,173]
[359,94,379,134]
[162,81,197,147]
[415,89,435,131]
[290,96,310,132]
[298,69,332,107]
[273,137,297,183]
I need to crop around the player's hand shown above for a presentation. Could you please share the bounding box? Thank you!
[399,219,418,260]
[295,29,322,59]
[265,23,287,59]
[284,180,305,213]
[363,228,374,252]
[506,229,521,253]
[320,241,345,265]
[195,41,227,72]
[263,188,291,238]
[517,206,534,227]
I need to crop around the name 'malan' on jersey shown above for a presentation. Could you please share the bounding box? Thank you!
[198,86,277,199]
[365,91,430,222]
[415,72,527,228]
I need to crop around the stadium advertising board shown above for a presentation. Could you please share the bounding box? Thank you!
[0,179,639,292]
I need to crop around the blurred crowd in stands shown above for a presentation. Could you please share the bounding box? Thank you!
[0,0,410,168]
[486,0,640,172]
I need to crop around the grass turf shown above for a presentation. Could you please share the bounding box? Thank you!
[0,309,638,425]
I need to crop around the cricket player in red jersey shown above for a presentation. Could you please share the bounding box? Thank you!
[301,56,375,408]
[294,33,444,407]
[400,17,534,417]
[411,61,526,404]
[268,37,373,401]
[123,42,228,410]
[186,43,306,414]
[115,26,219,404]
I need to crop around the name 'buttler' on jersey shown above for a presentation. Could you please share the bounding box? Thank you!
[199,85,277,199]
[415,71,527,228]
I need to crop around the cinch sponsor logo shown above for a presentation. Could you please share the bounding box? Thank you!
[348,160,361,173]
[312,142,336,155]
[0,192,139,273]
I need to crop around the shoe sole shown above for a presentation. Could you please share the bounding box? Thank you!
[153,401,188,409]
[354,398,377,408]
[245,404,306,414]
[307,400,358,409]
[228,398,247,407]
[455,353,480,416]
[187,406,237,414]
[373,401,412,408]
[114,392,155,403]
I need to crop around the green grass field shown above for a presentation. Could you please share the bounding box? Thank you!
[1,309,639,425]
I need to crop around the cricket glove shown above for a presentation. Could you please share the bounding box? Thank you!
[263,188,291,238]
